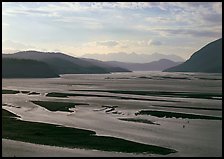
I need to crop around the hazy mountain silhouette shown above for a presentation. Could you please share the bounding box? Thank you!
[164,38,222,73]
[81,58,131,72]
[106,59,182,71]
[3,51,130,74]
[82,52,184,63]
[3,58,59,78]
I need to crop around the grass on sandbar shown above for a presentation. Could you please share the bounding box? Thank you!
[21,91,30,94]
[46,92,179,103]
[151,104,222,111]
[2,89,20,94]
[2,109,176,155]
[28,92,40,95]
[135,110,222,120]
[46,92,69,98]
[72,90,222,100]
[31,101,89,112]
[119,118,160,125]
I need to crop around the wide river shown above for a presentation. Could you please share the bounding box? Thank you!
[2,71,222,157]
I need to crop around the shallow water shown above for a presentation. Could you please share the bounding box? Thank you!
[2,71,222,157]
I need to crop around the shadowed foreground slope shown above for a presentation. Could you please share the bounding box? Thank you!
[2,58,59,78]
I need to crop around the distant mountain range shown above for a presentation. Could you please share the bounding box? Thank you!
[82,52,185,63]
[164,38,222,73]
[106,59,182,71]
[2,51,131,78]
[3,38,221,78]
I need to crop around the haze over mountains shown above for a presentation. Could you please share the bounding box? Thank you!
[164,38,222,73]
[106,59,182,71]
[82,52,185,63]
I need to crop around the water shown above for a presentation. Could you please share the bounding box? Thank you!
[2,71,222,157]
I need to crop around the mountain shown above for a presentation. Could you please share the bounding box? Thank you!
[82,52,184,63]
[2,58,59,78]
[106,59,182,71]
[81,58,131,72]
[2,51,131,74]
[164,38,222,73]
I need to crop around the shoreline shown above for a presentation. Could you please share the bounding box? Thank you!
[2,139,155,157]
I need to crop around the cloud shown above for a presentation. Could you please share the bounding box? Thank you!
[53,16,103,30]
[96,40,119,47]
[3,3,57,17]
[2,23,9,27]
[145,16,171,23]
[148,40,162,46]
[1,2,192,17]
[3,2,221,15]
[201,13,222,24]
[2,2,222,58]
[94,39,164,48]
[3,3,104,30]
[4,2,221,29]
[74,2,155,10]
[3,40,36,50]
[212,2,222,14]
[157,28,221,38]
[165,2,222,27]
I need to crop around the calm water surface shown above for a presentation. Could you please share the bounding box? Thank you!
[2,71,222,157]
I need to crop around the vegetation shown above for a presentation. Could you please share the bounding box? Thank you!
[152,104,222,111]
[135,110,222,120]
[42,57,110,74]
[2,58,59,78]
[46,92,179,103]
[28,92,40,95]
[31,101,89,112]
[46,92,68,98]
[73,90,222,100]
[2,109,176,155]
[3,51,131,75]
[2,89,20,94]
[21,91,30,94]
[119,118,160,125]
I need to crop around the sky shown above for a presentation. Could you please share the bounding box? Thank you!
[2,2,222,60]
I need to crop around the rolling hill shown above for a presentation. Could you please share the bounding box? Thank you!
[164,38,222,73]
[2,58,59,78]
[2,51,131,75]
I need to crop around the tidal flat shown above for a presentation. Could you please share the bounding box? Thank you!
[2,109,176,155]
[2,71,222,157]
